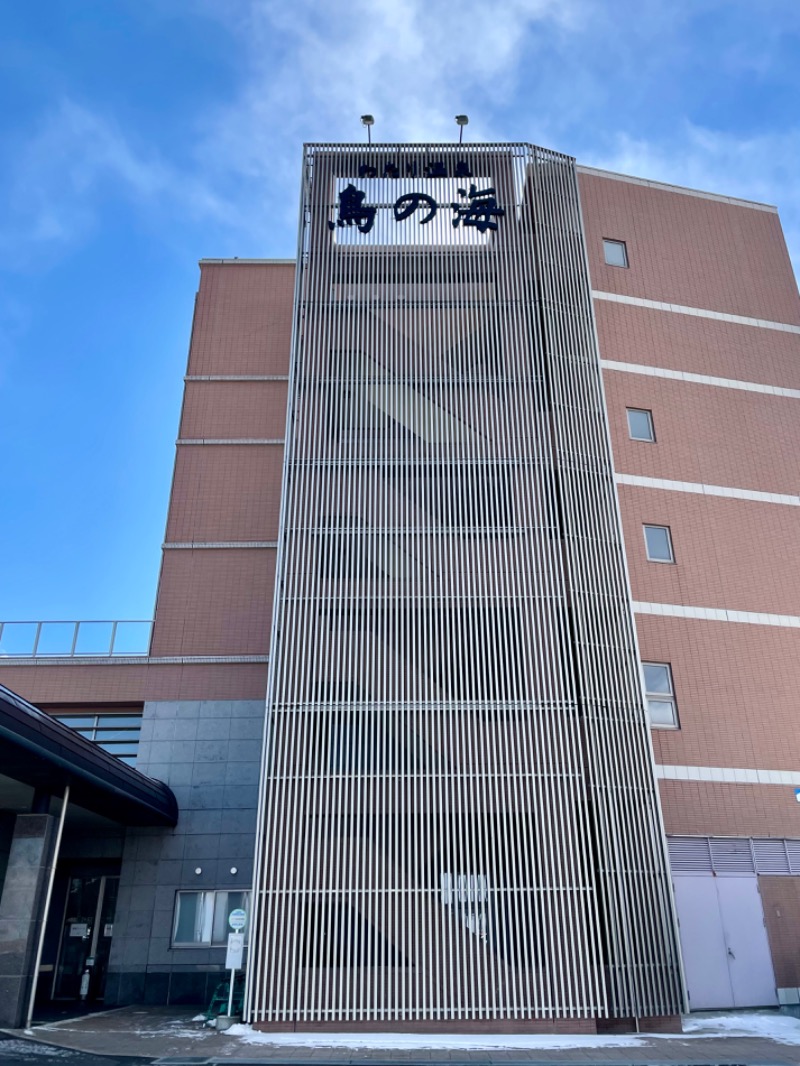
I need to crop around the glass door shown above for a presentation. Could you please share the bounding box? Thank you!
[53,874,120,1001]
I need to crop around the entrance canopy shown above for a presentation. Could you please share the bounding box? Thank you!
[0,683,177,826]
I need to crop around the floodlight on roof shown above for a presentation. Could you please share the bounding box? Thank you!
[455,115,469,144]
[360,115,375,144]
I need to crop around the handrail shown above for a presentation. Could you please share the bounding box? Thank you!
[0,620,153,658]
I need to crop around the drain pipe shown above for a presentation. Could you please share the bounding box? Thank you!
[25,784,70,1031]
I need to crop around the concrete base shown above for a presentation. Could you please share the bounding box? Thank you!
[251,1013,683,1035]
[597,1013,683,1034]
[252,1018,599,1033]
[216,1014,240,1031]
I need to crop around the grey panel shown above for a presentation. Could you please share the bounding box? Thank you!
[107,698,266,1004]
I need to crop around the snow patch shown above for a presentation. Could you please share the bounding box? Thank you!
[0,1040,74,1058]
[678,1010,800,1045]
[222,1026,647,1049]
[220,1010,800,1050]
[134,1021,209,1041]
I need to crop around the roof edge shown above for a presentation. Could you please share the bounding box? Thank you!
[0,683,177,827]
[199,258,295,265]
[576,165,778,213]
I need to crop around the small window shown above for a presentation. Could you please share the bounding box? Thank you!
[643,524,674,563]
[173,890,250,946]
[643,662,679,727]
[627,408,655,442]
[603,239,628,267]
[54,711,142,766]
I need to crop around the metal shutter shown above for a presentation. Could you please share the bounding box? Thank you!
[752,839,791,875]
[667,836,713,873]
[709,837,755,874]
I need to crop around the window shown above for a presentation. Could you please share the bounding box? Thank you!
[643,663,679,727]
[627,407,655,442]
[603,238,628,267]
[173,890,250,946]
[643,524,674,563]
[54,711,141,765]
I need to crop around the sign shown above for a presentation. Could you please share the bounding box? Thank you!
[104,923,114,937]
[228,908,247,931]
[69,922,89,937]
[357,158,473,179]
[795,788,800,803]
[225,932,244,970]
[329,183,505,236]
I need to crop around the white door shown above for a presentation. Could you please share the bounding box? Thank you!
[673,874,777,1010]
[673,875,733,1010]
[718,876,778,1008]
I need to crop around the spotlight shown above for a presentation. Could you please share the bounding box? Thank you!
[360,115,375,144]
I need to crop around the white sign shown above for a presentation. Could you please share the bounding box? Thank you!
[104,923,114,937]
[225,932,244,970]
[228,908,247,931]
[69,923,89,937]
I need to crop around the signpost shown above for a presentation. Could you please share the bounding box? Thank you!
[225,909,247,1019]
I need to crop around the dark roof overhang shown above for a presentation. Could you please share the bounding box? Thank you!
[0,683,177,827]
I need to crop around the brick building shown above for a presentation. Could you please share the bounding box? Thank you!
[1,141,799,1031]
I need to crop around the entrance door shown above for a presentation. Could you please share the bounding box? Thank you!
[53,874,119,1002]
[673,874,777,1010]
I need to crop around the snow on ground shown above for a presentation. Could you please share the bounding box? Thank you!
[0,1040,74,1057]
[680,1010,800,1044]
[223,1009,800,1049]
[224,1025,647,1049]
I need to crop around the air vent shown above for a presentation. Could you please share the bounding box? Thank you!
[709,838,755,874]
[752,839,791,875]
[669,835,800,876]
[667,836,712,873]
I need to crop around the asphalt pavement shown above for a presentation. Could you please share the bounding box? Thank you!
[0,1032,151,1066]
[2,1006,800,1066]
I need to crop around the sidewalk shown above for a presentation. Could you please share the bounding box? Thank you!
[4,1006,800,1064]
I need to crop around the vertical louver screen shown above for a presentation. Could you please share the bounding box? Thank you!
[248,143,683,1025]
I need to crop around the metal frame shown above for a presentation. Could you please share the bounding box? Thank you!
[642,662,679,729]
[626,408,655,443]
[643,525,675,563]
[0,620,153,658]
[248,143,683,1025]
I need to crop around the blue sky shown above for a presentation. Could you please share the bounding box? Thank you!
[2,0,799,622]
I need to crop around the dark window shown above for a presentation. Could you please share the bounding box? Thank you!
[54,712,142,765]
[173,890,250,945]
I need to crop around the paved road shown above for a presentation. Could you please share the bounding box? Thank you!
[0,1034,151,1066]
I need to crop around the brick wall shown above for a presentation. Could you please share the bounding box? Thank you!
[0,662,269,704]
[606,373,800,494]
[759,876,800,987]
[188,262,294,376]
[580,171,800,324]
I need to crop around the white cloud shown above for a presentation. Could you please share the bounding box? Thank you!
[173,0,593,249]
[1,98,238,263]
[218,0,583,139]
[197,4,582,166]
[4,1,799,284]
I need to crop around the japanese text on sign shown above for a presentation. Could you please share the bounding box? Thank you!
[328,183,505,236]
[356,158,473,179]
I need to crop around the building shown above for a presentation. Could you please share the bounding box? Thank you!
[1,140,800,1033]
